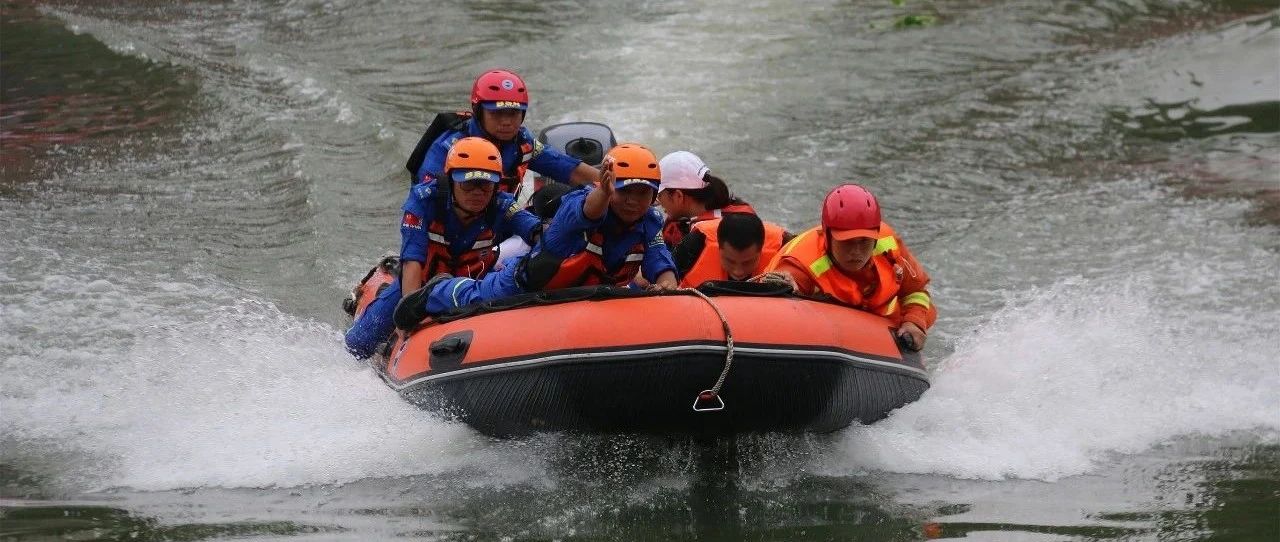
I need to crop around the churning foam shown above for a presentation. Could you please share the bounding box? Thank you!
[0,264,528,492]
[833,268,1280,481]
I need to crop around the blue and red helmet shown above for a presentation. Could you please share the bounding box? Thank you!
[470,69,528,111]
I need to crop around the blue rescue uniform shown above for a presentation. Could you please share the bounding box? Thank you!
[415,120,581,185]
[344,181,540,359]
[418,187,676,315]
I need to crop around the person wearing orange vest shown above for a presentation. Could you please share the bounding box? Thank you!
[656,151,756,247]
[393,144,678,326]
[345,137,541,358]
[675,213,794,288]
[760,184,936,350]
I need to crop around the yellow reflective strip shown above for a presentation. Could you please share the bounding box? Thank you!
[882,297,899,316]
[809,255,832,277]
[903,291,932,309]
[874,236,898,255]
[781,229,816,257]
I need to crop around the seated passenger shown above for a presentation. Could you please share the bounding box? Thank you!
[344,137,541,358]
[492,181,573,268]
[675,213,793,288]
[394,144,678,326]
[656,151,756,247]
[760,184,936,350]
[411,69,601,192]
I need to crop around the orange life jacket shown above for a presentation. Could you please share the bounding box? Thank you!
[662,201,756,246]
[351,265,397,320]
[500,139,534,194]
[423,218,498,279]
[768,223,907,321]
[541,229,646,289]
[679,219,787,288]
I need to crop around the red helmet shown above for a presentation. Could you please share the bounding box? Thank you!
[821,184,881,240]
[470,69,528,111]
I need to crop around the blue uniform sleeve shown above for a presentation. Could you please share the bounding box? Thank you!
[540,187,602,258]
[525,129,582,183]
[415,131,462,184]
[400,182,438,263]
[640,207,677,282]
[493,192,542,245]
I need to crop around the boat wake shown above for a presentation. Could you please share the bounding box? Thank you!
[835,275,1280,481]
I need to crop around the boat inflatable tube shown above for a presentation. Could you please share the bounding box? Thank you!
[376,282,929,436]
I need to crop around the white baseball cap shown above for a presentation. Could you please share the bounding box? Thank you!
[658,151,710,193]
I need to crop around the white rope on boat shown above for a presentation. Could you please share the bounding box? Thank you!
[681,287,733,412]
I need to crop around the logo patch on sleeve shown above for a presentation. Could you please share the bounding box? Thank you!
[402,212,423,230]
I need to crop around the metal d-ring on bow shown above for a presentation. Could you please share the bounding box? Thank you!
[682,288,734,413]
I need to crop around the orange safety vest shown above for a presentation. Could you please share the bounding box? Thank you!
[423,218,498,279]
[542,229,646,289]
[662,201,756,246]
[679,219,787,287]
[351,265,397,320]
[768,223,907,321]
[500,139,535,194]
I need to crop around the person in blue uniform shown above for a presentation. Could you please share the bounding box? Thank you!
[415,69,600,191]
[345,137,541,359]
[394,144,678,327]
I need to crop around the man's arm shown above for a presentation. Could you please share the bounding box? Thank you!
[568,162,602,187]
[526,132,600,187]
[398,185,435,295]
[641,210,679,290]
[892,236,936,349]
[496,194,542,246]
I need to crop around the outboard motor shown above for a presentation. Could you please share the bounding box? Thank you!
[533,122,617,193]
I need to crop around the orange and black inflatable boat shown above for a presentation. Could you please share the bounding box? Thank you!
[374,282,929,436]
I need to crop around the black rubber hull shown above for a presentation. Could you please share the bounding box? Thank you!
[396,346,929,437]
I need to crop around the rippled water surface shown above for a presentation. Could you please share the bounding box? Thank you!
[2,0,1278,540]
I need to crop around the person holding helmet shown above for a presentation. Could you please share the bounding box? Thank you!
[410,69,601,192]
[345,137,542,359]
[393,144,678,325]
[760,184,936,350]
[656,151,756,247]
[675,212,793,288]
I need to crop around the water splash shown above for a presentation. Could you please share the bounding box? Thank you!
[0,265,508,492]
[834,275,1280,481]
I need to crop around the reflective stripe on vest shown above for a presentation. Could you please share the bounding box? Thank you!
[542,230,646,289]
[424,219,498,279]
[773,224,903,319]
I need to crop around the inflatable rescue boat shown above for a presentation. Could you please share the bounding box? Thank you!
[373,282,928,436]
[349,120,928,436]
